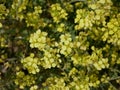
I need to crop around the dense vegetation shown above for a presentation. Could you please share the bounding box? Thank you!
[0,0,120,90]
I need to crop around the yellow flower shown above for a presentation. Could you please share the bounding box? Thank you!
[0,23,2,28]
[93,63,102,70]
[89,4,97,10]
[30,85,38,90]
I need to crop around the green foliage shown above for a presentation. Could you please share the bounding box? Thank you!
[0,0,120,90]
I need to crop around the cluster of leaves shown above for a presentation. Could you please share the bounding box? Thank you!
[0,0,120,90]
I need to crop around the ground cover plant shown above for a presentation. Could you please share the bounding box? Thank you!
[0,0,120,90]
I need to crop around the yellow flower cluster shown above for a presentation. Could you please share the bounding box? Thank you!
[0,54,7,63]
[116,57,120,64]
[88,74,100,87]
[21,53,40,74]
[59,33,73,56]
[75,0,113,30]
[71,53,91,66]
[86,0,113,41]
[63,2,73,12]
[88,0,112,25]
[57,23,65,32]
[100,16,120,48]
[11,0,28,20]
[73,32,89,50]
[0,37,8,48]
[30,85,38,90]
[93,58,109,70]
[0,4,6,14]
[11,0,28,13]
[100,74,110,83]
[89,47,109,70]
[29,29,48,51]
[107,18,120,46]
[25,6,43,28]
[88,0,112,10]
[71,32,90,66]
[108,85,116,90]
[75,9,94,30]
[68,68,102,89]
[75,2,84,9]
[68,68,89,90]
[42,76,69,90]
[40,48,61,69]
[0,4,8,19]
[34,6,42,14]
[70,80,89,90]
[14,71,36,89]
[26,12,40,27]
[50,3,68,23]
